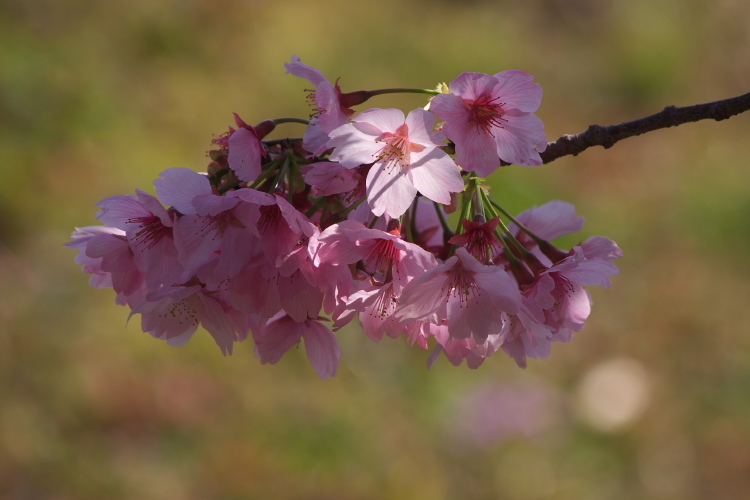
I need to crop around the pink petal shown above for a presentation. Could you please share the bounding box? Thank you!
[302,321,341,379]
[557,256,620,288]
[276,272,323,322]
[328,122,384,168]
[154,167,211,215]
[452,124,500,176]
[198,293,244,355]
[302,117,332,156]
[228,263,281,318]
[514,200,584,241]
[429,92,470,124]
[408,149,463,204]
[581,236,624,261]
[95,194,145,230]
[494,112,546,166]
[85,233,133,273]
[404,108,442,148]
[448,72,498,100]
[173,215,222,272]
[366,164,418,218]
[192,193,240,217]
[135,190,172,227]
[276,195,317,237]
[302,161,360,196]
[492,70,543,113]
[316,81,349,132]
[228,127,262,182]
[284,54,329,87]
[352,108,405,133]
[258,319,303,365]
[396,258,457,320]
[133,233,187,290]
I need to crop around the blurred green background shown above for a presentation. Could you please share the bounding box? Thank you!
[2,0,750,498]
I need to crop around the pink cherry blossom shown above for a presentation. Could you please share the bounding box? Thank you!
[511,200,584,241]
[285,55,359,156]
[448,216,504,265]
[301,161,361,197]
[130,281,248,355]
[95,190,187,290]
[315,220,437,283]
[430,71,547,175]
[256,313,341,379]
[155,167,260,277]
[66,226,146,307]
[396,247,521,343]
[328,108,464,218]
[499,297,554,368]
[68,56,626,377]
[212,113,273,183]
[315,220,438,340]
[231,189,318,271]
[426,323,504,369]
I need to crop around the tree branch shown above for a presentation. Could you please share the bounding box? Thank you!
[540,91,750,164]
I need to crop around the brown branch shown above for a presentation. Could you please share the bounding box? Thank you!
[540,91,750,164]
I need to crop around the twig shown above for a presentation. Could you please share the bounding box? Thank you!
[540,91,750,164]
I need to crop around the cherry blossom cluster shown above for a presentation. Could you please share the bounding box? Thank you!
[67,55,622,378]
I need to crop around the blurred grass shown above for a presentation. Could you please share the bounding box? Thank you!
[2,0,750,498]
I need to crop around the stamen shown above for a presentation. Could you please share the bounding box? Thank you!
[550,273,575,306]
[467,93,508,136]
[193,212,231,240]
[363,238,400,275]
[370,284,398,320]
[159,296,200,327]
[128,215,170,251]
[258,205,282,235]
[441,266,481,309]
[373,124,425,174]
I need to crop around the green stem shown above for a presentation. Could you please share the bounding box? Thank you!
[479,189,526,255]
[365,88,440,97]
[305,197,325,219]
[287,158,297,204]
[433,202,454,240]
[271,117,310,126]
[456,187,473,235]
[217,179,242,194]
[339,196,367,219]
[402,207,413,243]
[265,155,290,193]
[488,199,545,244]
[262,138,303,146]
[249,157,283,190]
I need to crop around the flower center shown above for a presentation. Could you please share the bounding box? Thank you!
[363,238,400,277]
[466,93,507,135]
[464,229,502,265]
[128,215,171,251]
[258,205,282,235]
[376,124,425,173]
[442,265,481,309]
[304,88,325,118]
[550,273,575,306]
[370,283,399,320]
[160,295,200,327]
[197,212,233,239]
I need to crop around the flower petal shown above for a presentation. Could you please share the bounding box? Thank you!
[154,167,211,215]
[408,148,464,204]
[302,321,341,379]
[228,127,262,182]
[366,163,417,218]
